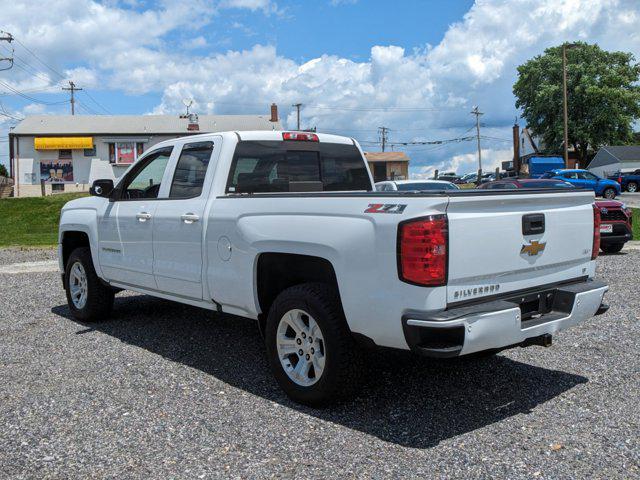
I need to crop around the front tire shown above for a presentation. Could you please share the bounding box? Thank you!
[264,283,361,406]
[602,187,616,199]
[65,247,114,321]
[601,243,624,254]
[627,181,638,193]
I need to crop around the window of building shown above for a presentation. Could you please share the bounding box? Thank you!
[84,145,96,157]
[59,149,72,159]
[169,142,214,199]
[108,142,145,165]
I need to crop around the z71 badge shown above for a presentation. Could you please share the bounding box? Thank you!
[365,204,407,214]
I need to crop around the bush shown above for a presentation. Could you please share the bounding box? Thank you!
[0,164,8,178]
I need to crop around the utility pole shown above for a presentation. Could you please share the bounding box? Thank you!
[292,103,302,130]
[378,126,389,152]
[562,42,580,168]
[0,31,13,71]
[471,106,483,182]
[562,43,569,168]
[62,81,82,115]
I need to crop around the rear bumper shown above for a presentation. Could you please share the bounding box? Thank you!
[402,279,608,358]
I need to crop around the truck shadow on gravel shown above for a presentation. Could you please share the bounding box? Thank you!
[52,294,587,449]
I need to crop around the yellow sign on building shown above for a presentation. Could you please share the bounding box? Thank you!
[34,137,93,150]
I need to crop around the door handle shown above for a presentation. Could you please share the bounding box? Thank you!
[136,212,152,222]
[181,213,200,224]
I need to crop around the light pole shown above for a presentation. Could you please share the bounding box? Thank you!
[562,43,579,168]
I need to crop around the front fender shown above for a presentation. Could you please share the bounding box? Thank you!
[59,205,101,277]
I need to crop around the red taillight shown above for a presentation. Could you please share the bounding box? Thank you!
[592,204,601,260]
[282,132,319,142]
[398,215,448,286]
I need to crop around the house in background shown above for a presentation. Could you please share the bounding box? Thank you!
[587,145,640,177]
[9,105,281,197]
[363,151,410,182]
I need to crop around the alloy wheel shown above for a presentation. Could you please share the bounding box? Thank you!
[276,309,326,387]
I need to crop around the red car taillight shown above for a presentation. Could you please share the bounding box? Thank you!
[398,215,448,286]
[592,204,601,260]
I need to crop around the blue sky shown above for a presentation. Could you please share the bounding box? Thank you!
[1,0,639,175]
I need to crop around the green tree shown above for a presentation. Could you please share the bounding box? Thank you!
[513,42,640,164]
[0,164,7,178]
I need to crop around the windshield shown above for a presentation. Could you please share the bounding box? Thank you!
[396,182,457,191]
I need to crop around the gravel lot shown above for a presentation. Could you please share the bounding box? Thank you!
[0,248,638,479]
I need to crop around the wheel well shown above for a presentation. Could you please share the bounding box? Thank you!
[256,253,340,330]
[62,231,90,268]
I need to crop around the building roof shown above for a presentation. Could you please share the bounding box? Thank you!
[11,114,281,135]
[363,151,410,162]
[599,145,640,162]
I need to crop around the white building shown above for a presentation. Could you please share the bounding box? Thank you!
[9,107,281,196]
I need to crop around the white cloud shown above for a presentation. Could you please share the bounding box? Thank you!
[2,0,640,174]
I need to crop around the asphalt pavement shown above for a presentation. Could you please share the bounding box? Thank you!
[0,247,638,479]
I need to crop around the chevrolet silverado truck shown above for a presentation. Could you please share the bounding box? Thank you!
[59,131,609,406]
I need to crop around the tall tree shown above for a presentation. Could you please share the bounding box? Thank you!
[513,42,640,164]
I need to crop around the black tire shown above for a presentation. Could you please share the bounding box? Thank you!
[601,243,624,254]
[264,283,361,407]
[627,181,638,193]
[64,247,114,321]
[602,187,616,199]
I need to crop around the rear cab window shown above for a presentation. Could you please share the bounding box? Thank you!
[226,141,371,193]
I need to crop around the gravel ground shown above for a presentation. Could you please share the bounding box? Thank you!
[0,248,638,479]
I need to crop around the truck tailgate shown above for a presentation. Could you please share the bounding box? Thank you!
[445,190,596,304]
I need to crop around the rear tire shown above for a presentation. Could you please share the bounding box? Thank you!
[65,247,114,322]
[627,181,638,193]
[601,243,624,254]
[264,283,361,406]
[602,187,616,199]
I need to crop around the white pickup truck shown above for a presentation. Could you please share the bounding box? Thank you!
[59,130,609,405]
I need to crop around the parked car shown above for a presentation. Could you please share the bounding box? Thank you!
[541,169,621,199]
[454,172,493,184]
[596,200,634,253]
[480,178,633,253]
[375,179,460,191]
[59,131,609,406]
[607,171,640,193]
[478,178,575,190]
[435,174,460,183]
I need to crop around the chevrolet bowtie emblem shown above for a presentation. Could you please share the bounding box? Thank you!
[521,240,546,256]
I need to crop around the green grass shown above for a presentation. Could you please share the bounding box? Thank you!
[633,208,640,241]
[0,193,88,247]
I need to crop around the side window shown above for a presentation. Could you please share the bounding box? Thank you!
[582,172,597,180]
[564,172,577,179]
[120,147,173,200]
[169,141,214,199]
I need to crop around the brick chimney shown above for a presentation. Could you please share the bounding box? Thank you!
[270,103,278,123]
[187,113,199,131]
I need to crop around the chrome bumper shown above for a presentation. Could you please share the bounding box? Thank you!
[402,279,609,357]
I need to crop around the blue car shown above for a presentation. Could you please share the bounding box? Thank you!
[541,169,621,199]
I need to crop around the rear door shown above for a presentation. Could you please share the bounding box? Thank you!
[152,139,218,299]
[445,190,595,304]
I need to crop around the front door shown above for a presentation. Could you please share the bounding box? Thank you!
[98,146,173,289]
[153,140,217,299]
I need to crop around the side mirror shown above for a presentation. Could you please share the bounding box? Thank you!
[90,179,114,198]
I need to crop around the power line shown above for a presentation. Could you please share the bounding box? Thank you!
[82,90,111,115]
[13,37,66,81]
[0,79,68,105]
[0,31,14,71]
